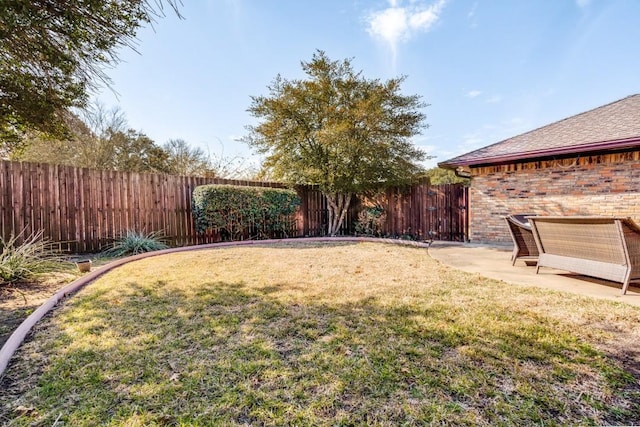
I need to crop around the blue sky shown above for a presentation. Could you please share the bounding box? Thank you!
[96,0,640,169]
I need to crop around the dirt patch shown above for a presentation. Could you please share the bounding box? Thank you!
[0,256,116,348]
[0,274,79,348]
[596,325,640,383]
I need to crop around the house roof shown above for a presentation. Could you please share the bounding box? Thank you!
[439,94,640,168]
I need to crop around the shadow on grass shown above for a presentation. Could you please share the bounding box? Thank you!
[1,279,639,426]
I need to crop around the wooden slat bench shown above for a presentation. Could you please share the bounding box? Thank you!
[528,216,640,295]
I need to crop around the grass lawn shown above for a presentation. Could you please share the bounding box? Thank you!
[1,241,639,426]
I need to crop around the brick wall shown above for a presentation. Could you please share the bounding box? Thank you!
[469,152,640,243]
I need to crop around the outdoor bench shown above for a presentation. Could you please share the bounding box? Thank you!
[527,216,640,295]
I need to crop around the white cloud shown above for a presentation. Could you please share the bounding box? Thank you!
[368,8,407,47]
[366,0,447,65]
[575,0,591,8]
[461,133,485,149]
[467,2,478,28]
[408,7,441,29]
[466,91,501,102]
[467,2,478,19]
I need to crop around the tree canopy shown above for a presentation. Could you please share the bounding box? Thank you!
[423,167,470,186]
[244,50,429,235]
[163,139,214,177]
[0,0,180,147]
[18,105,169,173]
[16,104,256,178]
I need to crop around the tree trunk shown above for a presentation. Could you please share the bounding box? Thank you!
[325,192,353,236]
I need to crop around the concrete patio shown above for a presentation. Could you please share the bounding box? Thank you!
[428,241,640,306]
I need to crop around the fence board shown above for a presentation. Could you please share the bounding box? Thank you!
[0,162,8,236]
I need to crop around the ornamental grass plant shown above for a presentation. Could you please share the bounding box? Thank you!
[102,230,169,257]
[0,230,70,285]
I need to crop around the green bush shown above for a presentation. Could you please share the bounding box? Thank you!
[192,185,300,240]
[103,230,169,257]
[0,229,70,284]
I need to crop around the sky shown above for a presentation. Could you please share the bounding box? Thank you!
[95,0,640,169]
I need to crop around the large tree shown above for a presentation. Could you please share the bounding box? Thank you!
[17,105,255,177]
[163,139,259,178]
[163,139,215,177]
[423,167,470,186]
[18,105,170,173]
[244,51,428,236]
[0,0,180,147]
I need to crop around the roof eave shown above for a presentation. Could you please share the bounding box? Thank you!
[439,136,640,169]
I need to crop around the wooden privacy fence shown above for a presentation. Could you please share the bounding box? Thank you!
[383,182,469,241]
[299,183,469,241]
[0,160,468,252]
[0,161,288,252]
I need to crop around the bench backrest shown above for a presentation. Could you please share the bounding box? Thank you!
[528,216,628,264]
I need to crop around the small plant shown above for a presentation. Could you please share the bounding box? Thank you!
[0,229,69,285]
[354,206,387,237]
[103,230,169,257]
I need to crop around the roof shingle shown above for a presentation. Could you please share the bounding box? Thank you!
[440,94,640,168]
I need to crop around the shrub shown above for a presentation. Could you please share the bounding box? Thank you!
[0,229,70,284]
[103,230,169,257]
[354,206,387,237]
[192,185,300,240]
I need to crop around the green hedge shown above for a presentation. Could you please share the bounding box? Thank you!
[192,185,301,240]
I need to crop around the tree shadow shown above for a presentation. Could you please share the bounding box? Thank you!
[1,279,639,426]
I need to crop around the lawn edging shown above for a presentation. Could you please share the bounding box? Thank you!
[0,236,431,378]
